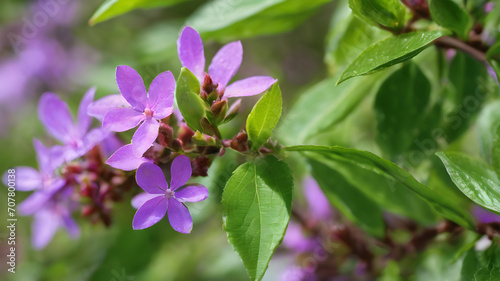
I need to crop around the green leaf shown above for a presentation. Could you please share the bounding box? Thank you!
[175,67,206,133]
[375,62,431,156]
[310,158,385,237]
[187,0,330,41]
[429,0,471,39]
[325,7,390,75]
[488,59,500,83]
[337,30,449,85]
[304,148,437,224]
[89,0,186,25]
[277,74,380,145]
[436,151,500,216]
[460,245,500,281]
[486,41,500,61]
[348,0,406,32]
[493,127,500,178]
[478,101,500,163]
[222,155,293,281]
[445,52,492,143]
[286,145,476,229]
[246,83,282,150]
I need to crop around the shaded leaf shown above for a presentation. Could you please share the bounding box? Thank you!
[187,0,330,41]
[309,158,385,237]
[277,74,380,145]
[348,0,405,31]
[375,62,431,156]
[90,0,186,25]
[429,0,471,39]
[478,101,500,163]
[286,145,476,229]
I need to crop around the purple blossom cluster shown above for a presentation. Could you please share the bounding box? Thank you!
[4,26,276,249]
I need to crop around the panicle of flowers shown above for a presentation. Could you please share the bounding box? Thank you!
[5,25,280,248]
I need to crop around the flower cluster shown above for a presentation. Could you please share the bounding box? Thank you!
[4,26,276,249]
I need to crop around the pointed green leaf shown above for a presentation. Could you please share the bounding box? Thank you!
[246,83,281,150]
[286,145,476,229]
[348,0,406,32]
[429,0,471,39]
[310,158,385,237]
[222,155,293,281]
[175,67,206,133]
[375,62,431,156]
[90,0,186,25]
[436,151,500,216]
[337,30,449,84]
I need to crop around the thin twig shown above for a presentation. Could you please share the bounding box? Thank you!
[434,36,488,65]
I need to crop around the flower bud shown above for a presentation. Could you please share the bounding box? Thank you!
[230,130,249,153]
[210,99,228,124]
[158,123,174,147]
[192,155,211,177]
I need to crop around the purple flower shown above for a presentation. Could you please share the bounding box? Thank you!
[2,139,65,193]
[473,205,500,224]
[177,26,276,98]
[29,187,79,249]
[131,156,208,233]
[38,88,107,164]
[303,177,332,221]
[282,222,319,253]
[102,66,175,157]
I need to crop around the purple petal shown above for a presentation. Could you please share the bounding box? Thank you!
[116,65,147,110]
[132,196,168,230]
[76,128,109,156]
[131,118,159,157]
[18,184,63,215]
[33,139,54,176]
[283,222,317,253]
[170,155,192,190]
[61,213,80,238]
[87,94,129,122]
[208,41,243,88]
[99,133,124,158]
[32,209,60,249]
[303,177,332,221]
[102,107,144,132]
[473,205,500,224]
[77,87,95,136]
[38,92,75,144]
[136,163,168,194]
[167,198,193,233]
[224,76,277,98]
[177,26,205,81]
[175,185,208,202]
[148,71,175,118]
[3,167,41,191]
[132,192,161,209]
[106,144,152,171]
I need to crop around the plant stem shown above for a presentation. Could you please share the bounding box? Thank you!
[434,36,488,65]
